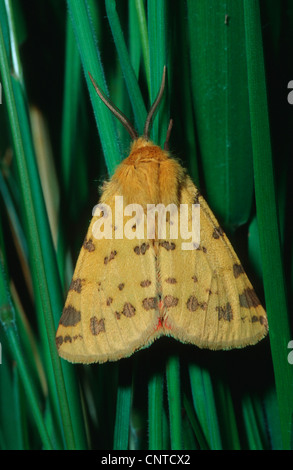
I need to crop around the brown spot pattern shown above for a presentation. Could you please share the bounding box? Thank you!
[159,241,176,251]
[239,288,261,308]
[233,264,244,278]
[216,302,233,321]
[140,280,152,287]
[73,334,83,341]
[141,243,149,254]
[164,295,179,308]
[122,302,136,317]
[142,297,158,310]
[69,278,83,293]
[134,243,150,255]
[259,316,267,326]
[187,296,199,312]
[251,315,267,326]
[56,334,83,349]
[115,303,136,320]
[192,275,198,283]
[83,238,95,252]
[90,317,105,335]
[212,227,224,239]
[56,336,63,348]
[104,250,117,264]
[106,297,113,306]
[60,305,81,326]
[118,283,125,291]
[165,277,177,284]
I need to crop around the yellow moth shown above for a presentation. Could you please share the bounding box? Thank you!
[56,68,268,364]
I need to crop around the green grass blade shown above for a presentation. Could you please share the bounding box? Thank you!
[214,378,241,449]
[243,0,293,450]
[148,368,164,450]
[128,1,141,76]
[67,0,121,175]
[147,0,168,145]
[6,328,54,449]
[166,355,182,450]
[182,393,209,450]
[4,0,23,84]
[0,262,53,449]
[242,394,264,450]
[188,363,222,449]
[113,385,132,450]
[0,17,80,448]
[186,0,254,230]
[61,15,82,197]
[105,0,147,134]
[113,362,132,450]
[134,0,150,88]
[263,386,283,450]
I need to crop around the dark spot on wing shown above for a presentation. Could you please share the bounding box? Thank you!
[90,317,105,335]
[186,296,199,312]
[164,295,179,308]
[233,263,244,278]
[140,280,152,287]
[212,227,224,239]
[142,297,158,310]
[83,238,95,252]
[216,302,233,321]
[60,305,81,326]
[69,278,83,293]
[239,288,261,308]
[159,241,176,251]
[104,250,117,264]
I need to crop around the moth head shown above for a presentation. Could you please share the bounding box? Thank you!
[88,66,173,151]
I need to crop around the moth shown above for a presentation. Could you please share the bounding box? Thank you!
[56,68,268,364]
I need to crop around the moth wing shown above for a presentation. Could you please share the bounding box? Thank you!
[56,211,160,364]
[160,178,268,350]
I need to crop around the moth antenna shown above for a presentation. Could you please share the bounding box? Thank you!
[143,66,167,140]
[88,71,139,141]
[164,118,173,151]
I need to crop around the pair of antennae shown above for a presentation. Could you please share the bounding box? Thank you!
[88,66,172,149]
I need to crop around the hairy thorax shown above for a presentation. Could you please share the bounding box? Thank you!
[101,138,188,208]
